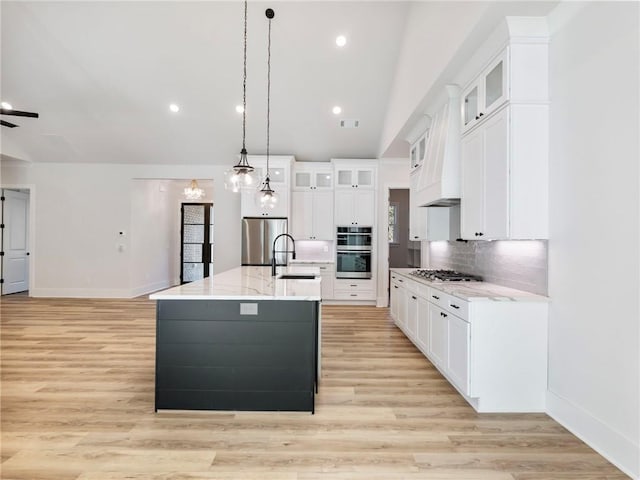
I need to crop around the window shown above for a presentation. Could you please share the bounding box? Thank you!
[388,203,399,245]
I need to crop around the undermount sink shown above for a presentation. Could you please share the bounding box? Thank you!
[278,274,317,280]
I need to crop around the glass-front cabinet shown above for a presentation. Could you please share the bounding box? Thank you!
[293,162,333,190]
[334,166,376,189]
[462,48,509,133]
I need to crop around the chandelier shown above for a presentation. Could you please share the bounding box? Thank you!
[184,179,205,200]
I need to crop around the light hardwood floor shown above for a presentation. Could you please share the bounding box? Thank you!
[0,296,628,480]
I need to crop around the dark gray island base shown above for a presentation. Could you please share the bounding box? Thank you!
[155,299,319,413]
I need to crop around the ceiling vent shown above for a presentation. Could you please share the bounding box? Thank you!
[339,119,359,128]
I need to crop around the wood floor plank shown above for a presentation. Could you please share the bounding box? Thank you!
[0,296,628,479]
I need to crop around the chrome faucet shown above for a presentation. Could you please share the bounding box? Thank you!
[272,233,296,276]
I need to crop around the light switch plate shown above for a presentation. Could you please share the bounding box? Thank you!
[240,303,258,315]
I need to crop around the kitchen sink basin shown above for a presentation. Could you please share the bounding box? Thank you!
[278,274,317,280]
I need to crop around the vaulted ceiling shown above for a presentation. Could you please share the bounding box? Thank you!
[1,1,409,164]
[1,1,558,166]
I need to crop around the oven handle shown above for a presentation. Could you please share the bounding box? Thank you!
[337,249,372,254]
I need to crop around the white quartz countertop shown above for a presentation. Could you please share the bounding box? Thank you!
[149,266,322,301]
[390,268,549,302]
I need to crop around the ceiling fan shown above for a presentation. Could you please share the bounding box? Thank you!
[1,107,39,128]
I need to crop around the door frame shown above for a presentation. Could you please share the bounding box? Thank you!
[1,184,36,296]
[377,182,409,307]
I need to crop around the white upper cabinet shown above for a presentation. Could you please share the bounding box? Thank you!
[460,18,549,240]
[291,162,334,240]
[293,162,333,190]
[332,159,377,227]
[333,159,376,189]
[406,116,430,174]
[462,49,509,133]
[240,155,293,218]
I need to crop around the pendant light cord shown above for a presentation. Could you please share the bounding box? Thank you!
[265,13,272,178]
[242,0,247,152]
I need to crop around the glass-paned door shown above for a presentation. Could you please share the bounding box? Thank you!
[181,203,213,284]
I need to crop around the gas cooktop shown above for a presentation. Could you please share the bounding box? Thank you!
[409,269,482,282]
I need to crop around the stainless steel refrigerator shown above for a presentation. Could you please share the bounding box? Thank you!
[241,217,289,266]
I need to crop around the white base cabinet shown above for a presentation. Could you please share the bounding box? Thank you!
[390,269,548,412]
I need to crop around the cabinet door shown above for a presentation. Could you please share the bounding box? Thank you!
[406,293,418,340]
[409,171,426,241]
[448,314,470,395]
[416,297,430,352]
[462,81,481,132]
[390,282,400,321]
[483,49,509,117]
[482,107,509,239]
[294,171,312,190]
[397,287,408,330]
[353,190,375,226]
[336,169,354,188]
[312,190,334,240]
[461,128,484,239]
[356,169,375,188]
[320,270,334,300]
[428,303,448,369]
[334,190,355,226]
[315,171,333,189]
[291,191,313,239]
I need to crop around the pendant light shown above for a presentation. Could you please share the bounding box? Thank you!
[256,8,278,209]
[224,0,254,193]
[183,179,205,200]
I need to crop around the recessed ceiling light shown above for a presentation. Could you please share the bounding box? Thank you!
[332,106,342,115]
[336,35,347,47]
[169,103,180,113]
[235,105,244,114]
[1,101,13,110]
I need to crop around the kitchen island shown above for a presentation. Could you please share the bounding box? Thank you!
[149,266,321,413]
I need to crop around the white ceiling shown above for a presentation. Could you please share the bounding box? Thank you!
[0,1,410,164]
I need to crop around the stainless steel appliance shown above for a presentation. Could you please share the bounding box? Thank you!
[336,249,372,278]
[241,217,288,266]
[409,269,482,282]
[336,226,373,250]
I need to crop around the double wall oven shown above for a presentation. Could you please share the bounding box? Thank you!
[336,226,372,279]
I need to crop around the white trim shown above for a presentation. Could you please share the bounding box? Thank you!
[1,183,36,297]
[546,390,640,479]
[31,288,132,298]
[378,182,410,307]
[130,280,174,298]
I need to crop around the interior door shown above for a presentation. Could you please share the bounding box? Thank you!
[2,189,29,295]
[180,203,213,284]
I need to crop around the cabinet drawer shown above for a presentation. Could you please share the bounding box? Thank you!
[427,287,447,308]
[444,295,468,321]
[334,290,376,300]
[334,279,374,292]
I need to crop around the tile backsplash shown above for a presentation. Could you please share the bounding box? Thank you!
[427,240,548,295]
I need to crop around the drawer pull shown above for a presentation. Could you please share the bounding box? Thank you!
[399,279,404,283]
[411,296,417,300]
[350,294,357,297]
[432,295,440,300]
[440,312,448,317]
[350,284,357,287]
[451,304,460,309]
[394,286,398,289]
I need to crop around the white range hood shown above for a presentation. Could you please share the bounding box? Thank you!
[411,85,461,207]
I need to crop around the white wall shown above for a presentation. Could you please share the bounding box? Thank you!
[0,162,241,297]
[547,3,639,478]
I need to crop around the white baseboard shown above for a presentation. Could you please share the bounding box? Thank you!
[546,390,639,479]
[31,288,132,298]
[376,295,388,308]
[130,280,173,298]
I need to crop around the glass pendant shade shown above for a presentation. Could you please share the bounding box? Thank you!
[184,179,205,200]
[224,148,255,192]
[255,176,279,209]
